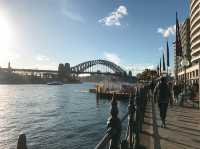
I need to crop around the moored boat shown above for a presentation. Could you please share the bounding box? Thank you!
[47,81,64,85]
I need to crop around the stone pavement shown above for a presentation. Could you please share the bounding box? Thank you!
[140,102,200,149]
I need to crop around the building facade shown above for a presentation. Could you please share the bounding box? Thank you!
[191,0,200,63]
[177,0,200,84]
[176,18,191,68]
[176,18,192,81]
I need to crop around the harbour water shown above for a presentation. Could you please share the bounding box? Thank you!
[0,83,128,149]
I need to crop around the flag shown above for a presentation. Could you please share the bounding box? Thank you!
[163,53,166,71]
[160,58,162,74]
[157,65,159,75]
[167,41,170,66]
[176,12,182,57]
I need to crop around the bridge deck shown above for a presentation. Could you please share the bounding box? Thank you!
[140,102,200,149]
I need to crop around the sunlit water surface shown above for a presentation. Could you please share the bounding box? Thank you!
[0,83,128,149]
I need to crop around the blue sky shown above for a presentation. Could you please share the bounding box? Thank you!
[0,0,189,73]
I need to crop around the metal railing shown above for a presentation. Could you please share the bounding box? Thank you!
[94,86,148,149]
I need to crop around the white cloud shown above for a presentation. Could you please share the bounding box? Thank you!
[36,54,50,62]
[103,52,157,76]
[61,9,85,23]
[157,24,176,38]
[103,52,121,64]
[99,5,128,26]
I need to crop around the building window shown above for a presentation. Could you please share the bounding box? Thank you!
[196,70,199,77]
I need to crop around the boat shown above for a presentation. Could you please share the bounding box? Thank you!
[89,88,97,93]
[47,81,64,85]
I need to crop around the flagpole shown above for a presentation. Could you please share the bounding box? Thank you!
[167,66,168,76]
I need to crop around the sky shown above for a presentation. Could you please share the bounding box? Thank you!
[0,0,189,74]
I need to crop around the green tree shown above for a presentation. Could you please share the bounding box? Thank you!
[137,69,158,81]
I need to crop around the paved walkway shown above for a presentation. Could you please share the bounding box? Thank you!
[140,102,200,149]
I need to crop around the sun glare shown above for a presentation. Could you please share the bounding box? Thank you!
[0,15,15,67]
[0,15,13,50]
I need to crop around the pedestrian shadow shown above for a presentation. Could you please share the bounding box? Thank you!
[152,103,161,149]
[166,123,200,137]
[159,135,199,149]
[179,118,200,125]
[192,138,200,143]
[141,130,154,137]
[176,114,195,119]
[143,121,153,126]
[144,110,152,114]
[144,115,153,119]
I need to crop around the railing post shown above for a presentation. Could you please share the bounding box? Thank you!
[17,134,27,149]
[107,95,121,149]
[136,87,142,147]
[128,94,134,149]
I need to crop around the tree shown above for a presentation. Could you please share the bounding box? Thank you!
[137,69,158,81]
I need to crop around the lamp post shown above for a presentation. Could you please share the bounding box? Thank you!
[181,57,189,93]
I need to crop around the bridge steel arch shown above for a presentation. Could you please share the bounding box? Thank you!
[70,60,126,76]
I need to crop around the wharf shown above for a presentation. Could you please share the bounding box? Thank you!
[141,102,200,149]
[96,91,130,100]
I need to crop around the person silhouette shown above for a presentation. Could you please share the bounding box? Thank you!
[154,77,171,128]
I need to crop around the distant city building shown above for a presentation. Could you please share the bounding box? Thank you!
[8,61,11,69]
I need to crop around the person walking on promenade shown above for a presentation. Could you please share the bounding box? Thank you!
[173,82,179,104]
[154,77,171,128]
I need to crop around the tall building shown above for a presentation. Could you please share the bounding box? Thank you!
[177,0,200,84]
[190,0,200,63]
[176,18,191,80]
[181,18,191,61]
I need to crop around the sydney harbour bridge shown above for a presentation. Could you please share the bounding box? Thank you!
[3,59,131,78]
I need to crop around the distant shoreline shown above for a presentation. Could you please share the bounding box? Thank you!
[0,82,82,85]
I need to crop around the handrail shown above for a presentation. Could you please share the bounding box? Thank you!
[94,128,112,149]
[94,85,148,149]
[94,93,130,149]
[94,112,129,149]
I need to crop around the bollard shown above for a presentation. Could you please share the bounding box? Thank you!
[17,134,27,149]
[107,95,121,149]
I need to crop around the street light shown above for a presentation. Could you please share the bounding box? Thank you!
[181,56,190,93]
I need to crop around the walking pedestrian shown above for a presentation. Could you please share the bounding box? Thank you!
[173,82,179,104]
[154,77,171,128]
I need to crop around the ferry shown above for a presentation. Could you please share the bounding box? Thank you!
[47,81,64,85]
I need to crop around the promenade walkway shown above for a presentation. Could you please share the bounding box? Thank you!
[140,102,200,149]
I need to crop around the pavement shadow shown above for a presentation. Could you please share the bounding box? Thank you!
[160,135,199,149]
[166,123,200,137]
